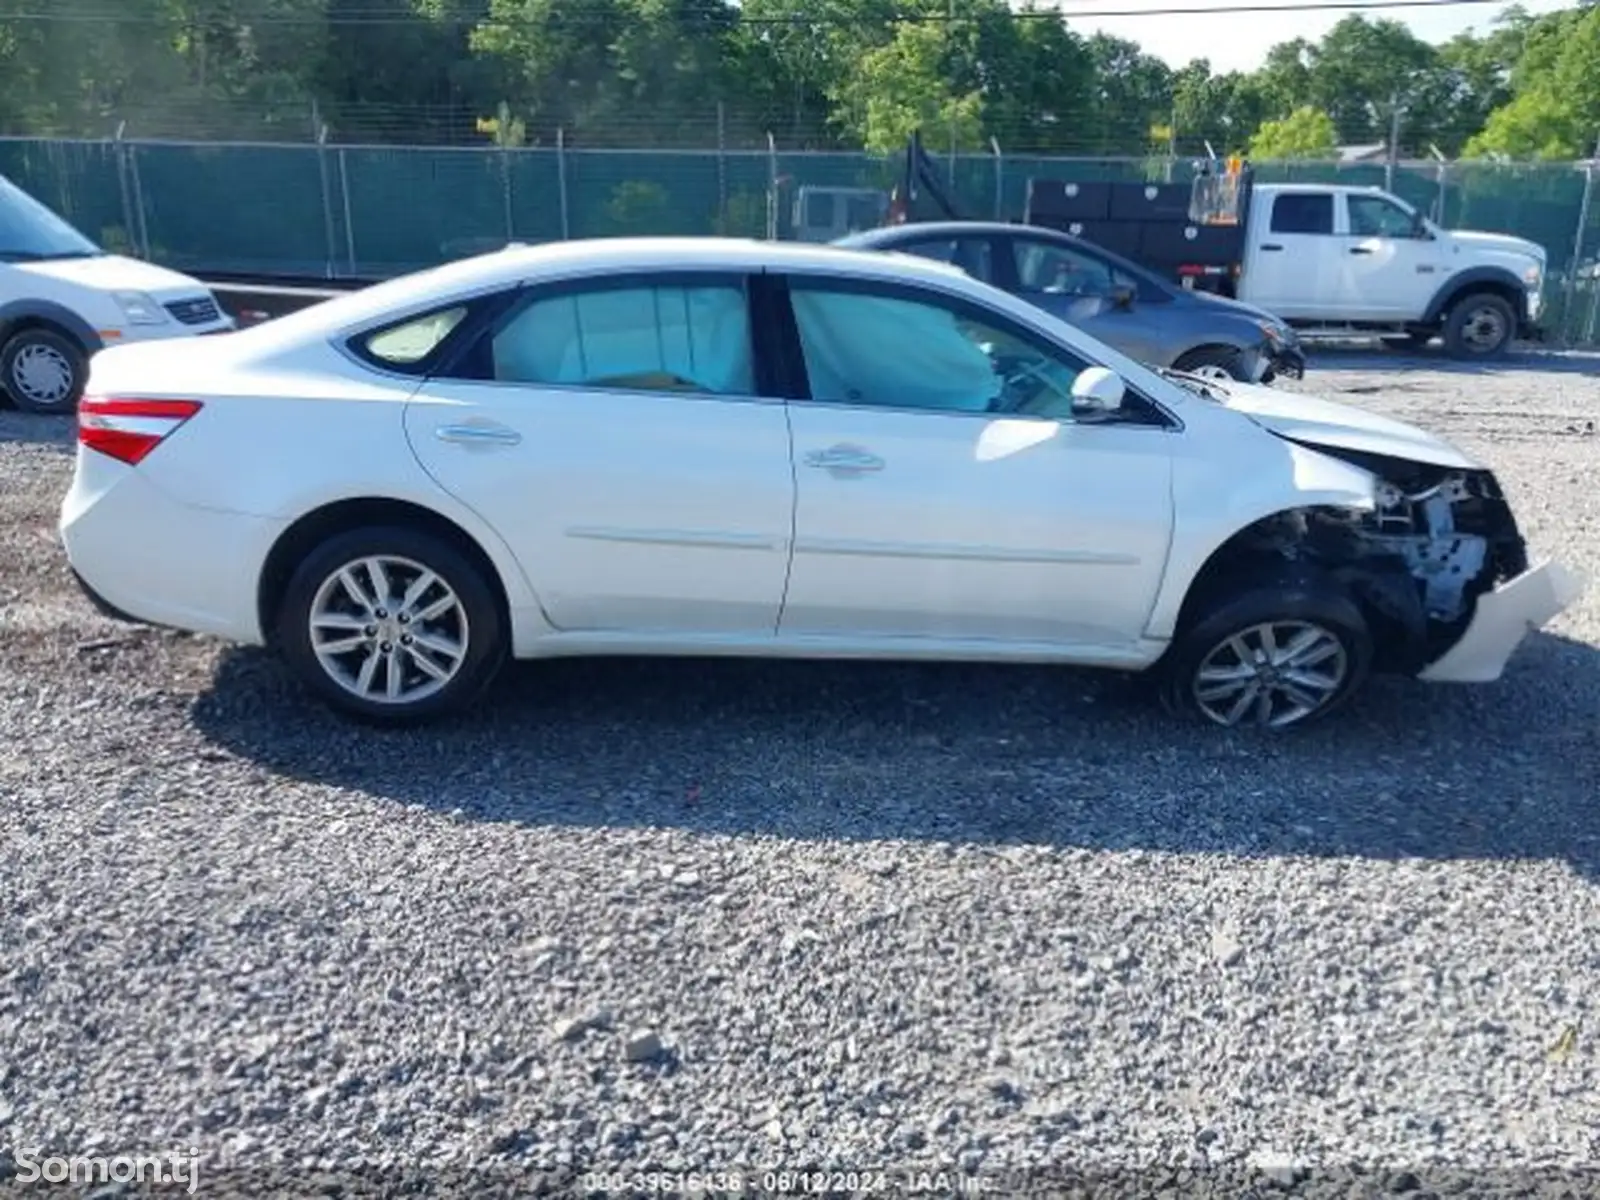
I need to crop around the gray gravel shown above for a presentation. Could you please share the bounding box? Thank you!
[2,348,1599,1196]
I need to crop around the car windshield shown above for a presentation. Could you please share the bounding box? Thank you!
[0,176,103,262]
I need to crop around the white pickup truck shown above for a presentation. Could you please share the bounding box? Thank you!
[1019,166,1547,360]
[1232,183,1545,358]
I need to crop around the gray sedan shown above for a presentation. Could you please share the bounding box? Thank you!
[836,220,1305,383]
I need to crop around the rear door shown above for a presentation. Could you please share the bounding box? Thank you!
[399,271,796,636]
[1245,190,1339,318]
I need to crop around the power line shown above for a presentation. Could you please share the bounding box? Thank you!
[0,0,1517,25]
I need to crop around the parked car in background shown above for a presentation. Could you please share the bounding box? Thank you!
[0,173,233,414]
[61,237,1580,730]
[838,220,1306,383]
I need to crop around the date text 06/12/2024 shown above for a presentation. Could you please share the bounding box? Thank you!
[578,1170,1001,1194]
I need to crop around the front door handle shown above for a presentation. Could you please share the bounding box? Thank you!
[436,423,522,447]
[1259,243,1284,252]
[1349,246,1374,255]
[804,444,885,475]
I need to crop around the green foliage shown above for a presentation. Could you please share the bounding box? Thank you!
[0,0,1596,162]
[1249,106,1338,159]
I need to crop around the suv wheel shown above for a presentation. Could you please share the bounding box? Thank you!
[1,326,87,414]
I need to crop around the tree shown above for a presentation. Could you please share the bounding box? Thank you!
[1084,33,1173,153]
[1249,105,1338,159]
[1464,5,1600,158]
[832,20,984,153]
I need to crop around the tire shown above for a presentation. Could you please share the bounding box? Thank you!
[1157,570,1373,731]
[275,525,508,726]
[1173,345,1251,382]
[1441,292,1515,359]
[1,326,87,414]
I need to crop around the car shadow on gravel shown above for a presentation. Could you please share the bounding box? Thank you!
[190,629,1600,879]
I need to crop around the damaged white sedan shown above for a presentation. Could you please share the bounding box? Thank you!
[60,237,1584,728]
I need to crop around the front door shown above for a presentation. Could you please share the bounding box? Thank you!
[401,272,794,635]
[1000,232,1169,365]
[773,274,1176,650]
[1336,191,1448,320]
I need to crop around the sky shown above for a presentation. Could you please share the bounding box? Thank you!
[1045,0,1571,71]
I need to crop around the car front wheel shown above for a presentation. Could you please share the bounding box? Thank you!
[276,525,508,725]
[1158,574,1373,730]
[1172,345,1252,383]
[1,326,87,414]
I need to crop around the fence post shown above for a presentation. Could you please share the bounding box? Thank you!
[125,132,152,261]
[990,136,1003,220]
[498,100,514,243]
[316,121,337,279]
[112,121,136,255]
[556,127,571,240]
[766,132,778,241]
[1385,93,1403,194]
[338,148,356,277]
[716,100,728,233]
[1563,140,1597,346]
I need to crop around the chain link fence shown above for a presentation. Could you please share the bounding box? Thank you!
[3,134,1598,346]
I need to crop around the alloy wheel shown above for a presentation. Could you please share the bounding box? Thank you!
[1191,620,1349,729]
[307,554,470,705]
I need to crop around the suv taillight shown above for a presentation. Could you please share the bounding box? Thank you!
[78,397,203,466]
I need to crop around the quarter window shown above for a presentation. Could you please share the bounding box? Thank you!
[788,282,1099,419]
[1270,193,1334,235]
[358,305,469,370]
[489,280,755,396]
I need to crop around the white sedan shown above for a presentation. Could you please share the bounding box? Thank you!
[60,237,1583,729]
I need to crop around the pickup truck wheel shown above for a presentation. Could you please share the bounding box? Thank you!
[1,326,87,414]
[1442,293,1515,359]
[1158,572,1373,731]
[1173,346,1249,382]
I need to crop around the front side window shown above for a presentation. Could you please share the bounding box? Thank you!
[1348,194,1419,238]
[1270,192,1334,235]
[787,282,1097,419]
[1011,239,1130,298]
[489,279,755,396]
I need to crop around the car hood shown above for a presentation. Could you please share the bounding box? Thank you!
[1445,228,1546,263]
[1207,379,1483,469]
[12,252,209,296]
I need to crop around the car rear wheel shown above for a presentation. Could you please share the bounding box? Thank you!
[1,326,87,414]
[276,526,507,725]
[1158,573,1373,730]
[1173,345,1251,383]
[1442,292,1515,359]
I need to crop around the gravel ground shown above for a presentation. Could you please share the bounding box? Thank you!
[2,348,1599,1196]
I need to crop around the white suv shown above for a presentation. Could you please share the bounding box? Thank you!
[0,173,233,414]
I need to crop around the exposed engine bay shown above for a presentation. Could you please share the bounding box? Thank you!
[1228,443,1529,672]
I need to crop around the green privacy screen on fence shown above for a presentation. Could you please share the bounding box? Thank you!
[2,136,1598,343]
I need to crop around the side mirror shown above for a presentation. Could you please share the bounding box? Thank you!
[1109,283,1137,310]
[1070,366,1126,420]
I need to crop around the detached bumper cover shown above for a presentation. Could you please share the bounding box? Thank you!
[1417,559,1585,683]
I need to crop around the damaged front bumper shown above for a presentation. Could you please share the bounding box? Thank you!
[1418,558,1585,682]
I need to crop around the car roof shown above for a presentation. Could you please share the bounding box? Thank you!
[233,236,973,348]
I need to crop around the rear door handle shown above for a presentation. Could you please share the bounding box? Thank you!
[1349,246,1374,255]
[1259,243,1283,252]
[436,423,522,447]
[804,444,884,474]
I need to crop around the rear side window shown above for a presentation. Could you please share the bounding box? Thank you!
[350,303,472,375]
[1270,193,1333,235]
[486,279,755,396]
[1267,192,1331,235]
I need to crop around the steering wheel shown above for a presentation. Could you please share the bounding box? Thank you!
[1002,357,1077,416]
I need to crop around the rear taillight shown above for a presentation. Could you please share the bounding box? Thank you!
[78,397,203,466]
